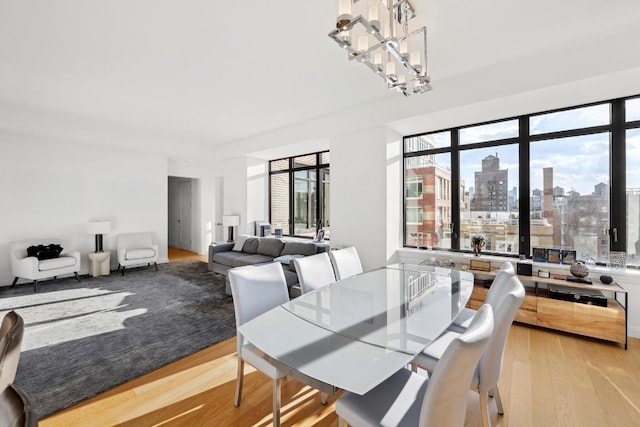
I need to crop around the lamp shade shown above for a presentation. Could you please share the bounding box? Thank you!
[87,221,111,235]
[222,215,240,226]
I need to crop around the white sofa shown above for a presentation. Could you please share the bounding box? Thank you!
[9,238,81,292]
[116,232,159,276]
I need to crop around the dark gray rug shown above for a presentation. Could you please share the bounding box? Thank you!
[0,260,235,420]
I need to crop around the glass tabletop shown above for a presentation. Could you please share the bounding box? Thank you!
[282,264,473,355]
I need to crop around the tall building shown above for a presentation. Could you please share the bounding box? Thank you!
[531,188,542,213]
[628,189,640,260]
[471,154,509,211]
[405,136,452,248]
[508,186,518,210]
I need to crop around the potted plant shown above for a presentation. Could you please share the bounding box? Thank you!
[471,233,486,256]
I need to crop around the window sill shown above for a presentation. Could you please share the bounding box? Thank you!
[397,247,640,284]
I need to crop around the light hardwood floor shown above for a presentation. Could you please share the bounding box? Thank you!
[166,247,208,263]
[40,250,640,426]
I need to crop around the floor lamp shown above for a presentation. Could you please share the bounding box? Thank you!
[223,215,240,242]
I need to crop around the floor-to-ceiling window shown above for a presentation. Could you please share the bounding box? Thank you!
[626,97,640,265]
[270,158,290,235]
[529,104,611,263]
[405,133,453,250]
[269,151,330,239]
[404,94,640,267]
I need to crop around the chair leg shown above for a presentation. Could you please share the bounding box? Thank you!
[117,264,121,270]
[234,359,244,407]
[74,272,81,282]
[272,377,281,427]
[11,277,18,287]
[33,280,38,293]
[53,276,57,280]
[410,362,418,373]
[480,391,492,427]
[121,267,125,276]
[320,392,328,405]
[493,385,504,415]
[154,262,158,271]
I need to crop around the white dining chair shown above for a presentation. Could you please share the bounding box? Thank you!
[328,246,363,280]
[413,275,525,427]
[336,304,494,427]
[228,262,290,427]
[450,261,515,332]
[293,252,336,294]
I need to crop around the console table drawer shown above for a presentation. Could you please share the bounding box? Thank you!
[537,297,625,343]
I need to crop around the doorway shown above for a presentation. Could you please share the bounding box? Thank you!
[168,176,197,251]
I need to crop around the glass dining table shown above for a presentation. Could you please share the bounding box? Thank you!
[239,263,474,395]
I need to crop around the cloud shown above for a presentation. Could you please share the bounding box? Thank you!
[530,104,609,134]
[459,119,518,144]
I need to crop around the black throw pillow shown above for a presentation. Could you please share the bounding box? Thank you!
[26,245,41,258]
[26,244,63,260]
[45,244,63,259]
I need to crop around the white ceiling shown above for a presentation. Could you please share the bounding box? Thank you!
[2,1,640,158]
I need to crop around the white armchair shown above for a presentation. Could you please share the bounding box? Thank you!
[9,239,81,292]
[116,232,159,276]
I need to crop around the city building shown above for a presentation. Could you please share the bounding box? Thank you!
[471,154,509,212]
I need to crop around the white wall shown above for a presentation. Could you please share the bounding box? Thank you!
[0,130,169,285]
[214,176,224,243]
[222,157,248,239]
[220,156,268,240]
[246,157,269,232]
[331,127,402,271]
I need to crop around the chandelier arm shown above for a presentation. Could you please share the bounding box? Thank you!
[329,0,430,96]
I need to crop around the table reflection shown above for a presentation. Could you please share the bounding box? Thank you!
[283,264,473,355]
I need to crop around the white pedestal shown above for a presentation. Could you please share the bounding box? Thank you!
[88,251,111,277]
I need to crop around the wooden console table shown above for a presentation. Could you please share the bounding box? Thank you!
[468,268,628,349]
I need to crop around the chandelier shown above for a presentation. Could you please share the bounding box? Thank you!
[329,0,431,96]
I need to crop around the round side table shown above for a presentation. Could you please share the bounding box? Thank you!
[88,251,111,277]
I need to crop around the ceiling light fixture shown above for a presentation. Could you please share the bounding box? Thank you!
[329,0,431,96]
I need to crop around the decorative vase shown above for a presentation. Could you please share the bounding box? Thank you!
[570,261,589,278]
[473,243,482,256]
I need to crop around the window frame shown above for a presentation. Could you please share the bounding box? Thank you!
[269,150,330,239]
[403,94,640,263]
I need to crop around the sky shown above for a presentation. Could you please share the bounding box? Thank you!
[414,98,640,196]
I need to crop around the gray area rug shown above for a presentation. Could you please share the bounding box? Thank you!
[0,260,235,420]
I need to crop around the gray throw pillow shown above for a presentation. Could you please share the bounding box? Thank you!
[280,241,318,256]
[257,238,285,257]
[242,237,259,254]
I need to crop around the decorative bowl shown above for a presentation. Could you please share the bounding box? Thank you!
[569,262,589,278]
[600,275,613,284]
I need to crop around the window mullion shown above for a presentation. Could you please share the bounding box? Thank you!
[519,117,531,257]
[611,99,626,252]
[451,130,460,250]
